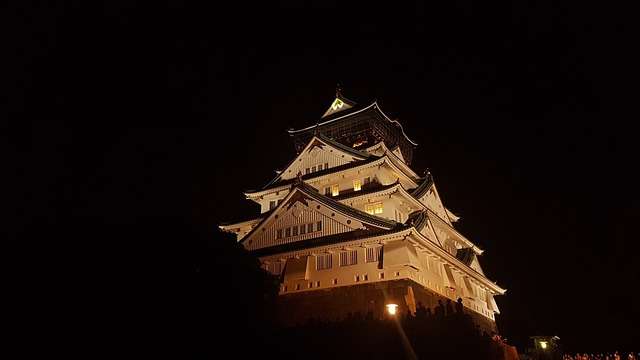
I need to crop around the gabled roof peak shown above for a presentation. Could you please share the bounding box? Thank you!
[321,85,357,119]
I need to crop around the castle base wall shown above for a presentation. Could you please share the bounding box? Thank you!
[276,279,497,334]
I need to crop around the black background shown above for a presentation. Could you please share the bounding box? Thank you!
[6,0,638,355]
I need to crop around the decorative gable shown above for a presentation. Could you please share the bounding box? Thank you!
[391,146,406,163]
[241,185,394,251]
[418,184,451,225]
[321,90,356,118]
[278,136,369,181]
[468,256,485,275]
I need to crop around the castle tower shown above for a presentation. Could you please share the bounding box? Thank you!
[220,91,505,331]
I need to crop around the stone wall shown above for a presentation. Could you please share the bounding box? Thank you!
[276,279,498,333]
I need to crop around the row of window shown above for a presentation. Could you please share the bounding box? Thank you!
[277,221,323,239]
[268,199,283,210]
[315,246,382,271]
[305,163,329,175]
[268,177,377,211]
[324,177,372,197]
[266,247,383,274]
[268,261,282,274]
[365,202,384,215]
[282,271,402,292]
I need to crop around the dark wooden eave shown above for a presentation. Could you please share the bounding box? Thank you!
[288,102,417,165]
[411,173,434,199]
[250,226,408,257]
[239,181,399,247]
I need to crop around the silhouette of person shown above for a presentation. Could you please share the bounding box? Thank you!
[456,297,464,314]
[435,300,445,319]
[446,299,454,316]
[365,310,374,321]
[416,301,427,319]
[404,309,413,322]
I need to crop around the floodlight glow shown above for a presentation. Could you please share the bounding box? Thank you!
[540,341,548,349]
[386,304,398,315]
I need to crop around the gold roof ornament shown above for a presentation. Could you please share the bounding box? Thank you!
[321,84,356,118]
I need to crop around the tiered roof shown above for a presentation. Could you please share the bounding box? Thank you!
[288,97,418,165]
[221,91,505,295]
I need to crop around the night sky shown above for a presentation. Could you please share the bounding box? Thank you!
[7,1,638,354]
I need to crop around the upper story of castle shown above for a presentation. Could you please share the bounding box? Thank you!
[220,91,482,260]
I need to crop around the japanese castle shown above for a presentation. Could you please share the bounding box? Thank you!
[220,89,506,331]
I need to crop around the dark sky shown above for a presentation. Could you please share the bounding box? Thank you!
[7,0,638,354]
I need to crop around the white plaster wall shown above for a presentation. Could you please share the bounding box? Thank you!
[260,240,497,320]
[247,200,365,251]
[280,146,358,181]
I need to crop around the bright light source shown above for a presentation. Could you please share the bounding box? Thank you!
[353,179,361,191]
[540,341,548,349]
[386,304,398,315]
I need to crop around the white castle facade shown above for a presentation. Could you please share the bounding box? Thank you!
[221,91,505,328]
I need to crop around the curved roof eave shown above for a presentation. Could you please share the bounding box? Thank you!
[408,230,505,294]
[372,101,419,146]
[287,102,419,146]
[240,182,399,247]
[260,134,372,190]
[245,154,419,197]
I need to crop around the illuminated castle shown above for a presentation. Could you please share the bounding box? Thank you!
[220,89,505,331]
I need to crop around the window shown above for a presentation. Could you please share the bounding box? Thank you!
[300,224,306,234]
[292,226,298,236]
[271,262,282,274]
[332,278,338,285]
[325,187,331,195]
[285,228,291,237]
[331,184,339,196]
[395,271,400,277]
[316,253,332,270]
[269,200,276,210]
[276,229,283,239]
[316,281,320,287]
[355,275,360,282]
[363,274,368,281]
[296,284,301,290]
[317,164,323,171]
[353,179,361,191]
[366,246,382,263]
[363,177,371,186]
[379,272,385,279]
[309,282,313,288]
[283,285,287,292]
[324,162,329,170]
[312,166,316,172]
[305,168,310,174]
[394,210,404,222]
[340,250,357,266]
[307,223,314,233]
[365,202,383,215]
[316,221,322,231]
[374,203,383,214]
